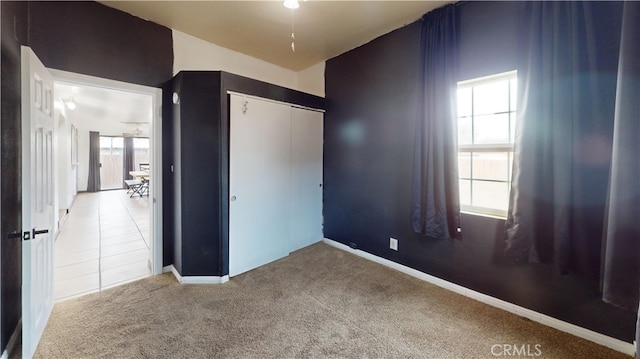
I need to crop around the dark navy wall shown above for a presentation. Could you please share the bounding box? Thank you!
[458,1,519,81]
[162,81,176,268]
[169,72,222,276]
[324,1,635,342]
[28,1,173,87]
[1,1,28,353]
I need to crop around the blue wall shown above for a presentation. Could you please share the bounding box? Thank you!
[323,1,634,342]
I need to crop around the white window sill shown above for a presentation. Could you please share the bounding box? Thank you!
[461,210,507,221]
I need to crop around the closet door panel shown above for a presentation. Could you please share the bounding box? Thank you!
[229,94,291,277]
[290,108,324,251]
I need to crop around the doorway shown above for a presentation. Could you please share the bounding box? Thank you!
[50,69,163,300]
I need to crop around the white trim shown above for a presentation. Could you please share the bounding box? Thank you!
[150,86,163,276]
[460,205,508,219]
[49,69,157,96]
[226,90,325,113]
[322,238,635,356]
[458,69,517,87]
[49,69,163,276]
[163,264,177,277]
[1,319,21,359]
[458,143,514,152]
[460,210,507,221]
[163,265,229,284]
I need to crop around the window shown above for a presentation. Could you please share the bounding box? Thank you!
[99,136,124,190]
[457,71,517,217]
[133,138,150,171]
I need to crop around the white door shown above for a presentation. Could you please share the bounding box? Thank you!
[229,94,292,277]
[289,108,324,251]
[21,46,55,359]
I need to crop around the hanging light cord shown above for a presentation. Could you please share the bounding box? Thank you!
[291,9,296,52]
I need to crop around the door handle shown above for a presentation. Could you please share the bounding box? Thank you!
[32,228,49,238]
[230,195,237,202]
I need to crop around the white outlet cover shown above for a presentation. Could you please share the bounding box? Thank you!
[390,238,398,251]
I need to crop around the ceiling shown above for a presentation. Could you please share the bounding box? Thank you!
[98,0,451,71]
[56,1,450,135]
[55,82,153,137]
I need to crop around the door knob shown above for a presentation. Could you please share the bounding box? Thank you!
[230,195,237,202]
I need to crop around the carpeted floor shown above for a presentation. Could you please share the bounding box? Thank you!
[34,242,630,358]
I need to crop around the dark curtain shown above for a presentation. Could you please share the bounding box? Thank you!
[87,131,101,192]
[602,2,640,313]
[122,136,135,188]
[411,4,460,239]
[504,2,620,278]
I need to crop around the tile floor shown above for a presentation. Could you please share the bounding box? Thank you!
[54,189,151,301]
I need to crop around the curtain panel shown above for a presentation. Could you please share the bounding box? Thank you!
[87,131,101,192]
[123,137,135,189]
[601,1,640,313]
[411,4,461,239]
[504,2,620,279]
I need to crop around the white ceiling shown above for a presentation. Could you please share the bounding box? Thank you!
[55,82,153,137]
[98,0,451,71]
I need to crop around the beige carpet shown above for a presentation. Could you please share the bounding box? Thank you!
[34,243,630,358]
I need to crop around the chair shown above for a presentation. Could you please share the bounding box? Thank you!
[139,177,149,196]
[124,179,144,197]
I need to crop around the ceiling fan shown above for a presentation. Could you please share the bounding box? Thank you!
[122,127,143,137]
[121,121,148,137]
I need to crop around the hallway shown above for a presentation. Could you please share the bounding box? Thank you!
[54,190,151,301]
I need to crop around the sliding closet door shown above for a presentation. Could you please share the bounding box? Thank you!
[289,107,324,251]
[229,94,292,277]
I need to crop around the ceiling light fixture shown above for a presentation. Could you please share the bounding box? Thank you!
[62,97,76,110]
[283,0,300,52]
[283,0,299,9]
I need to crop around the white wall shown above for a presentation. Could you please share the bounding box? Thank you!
[296,62,325,97]
[172,29,325,97]
[56,111,72,209]
[73,121,90,192]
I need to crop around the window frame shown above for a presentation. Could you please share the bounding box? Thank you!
[457,70,517,218]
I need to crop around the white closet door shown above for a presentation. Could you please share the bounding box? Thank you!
[289,107,324,251]
[229,94,292,277]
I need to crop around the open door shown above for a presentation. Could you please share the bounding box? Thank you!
[21,46,55,358]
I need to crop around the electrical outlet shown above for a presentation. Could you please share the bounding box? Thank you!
[389,237,398,251]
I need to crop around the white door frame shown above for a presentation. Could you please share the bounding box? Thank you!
[48,69,163,275]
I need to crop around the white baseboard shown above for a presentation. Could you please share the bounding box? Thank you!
[323,238,636,356]
[163,265,229,284]
[1,319,22,359]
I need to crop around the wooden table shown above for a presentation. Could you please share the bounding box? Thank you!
[129,170,150,179]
